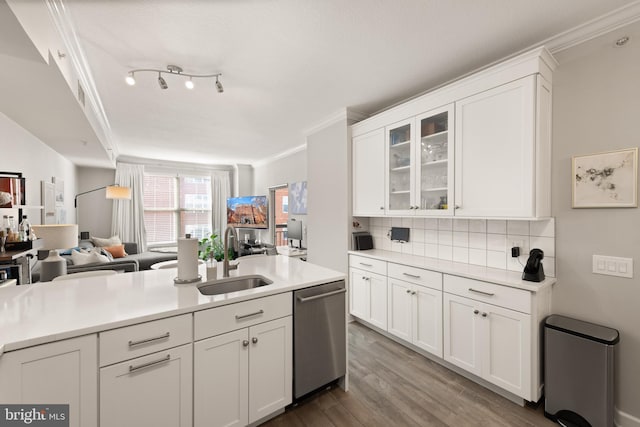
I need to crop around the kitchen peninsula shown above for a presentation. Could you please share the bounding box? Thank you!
[0,256,345,427]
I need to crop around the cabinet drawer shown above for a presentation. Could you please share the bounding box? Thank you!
[349,255,386,275]
[100,314,192,367]
[443,275,531,314]
[388,263,442,290]
[194,292,292,341]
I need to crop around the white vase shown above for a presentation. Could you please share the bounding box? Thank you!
[206,259,218,281]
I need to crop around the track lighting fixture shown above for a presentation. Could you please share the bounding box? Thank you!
[125,64,223,92]
[157,72,168,90]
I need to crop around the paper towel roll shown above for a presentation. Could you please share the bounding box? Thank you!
[177,236,199,282]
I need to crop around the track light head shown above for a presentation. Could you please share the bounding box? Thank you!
[125,72,136,86]
[157,73,168,90]
[185,77,194,90]
[215,76,224,93]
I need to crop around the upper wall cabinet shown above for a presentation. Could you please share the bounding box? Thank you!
[352,47,556,219]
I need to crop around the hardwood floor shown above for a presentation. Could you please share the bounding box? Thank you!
[263,321,556,427]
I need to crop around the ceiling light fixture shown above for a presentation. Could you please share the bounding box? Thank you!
[125,72,136,86]
[125,64,223,92]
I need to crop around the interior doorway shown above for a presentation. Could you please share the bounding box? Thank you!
[270,185,288,246]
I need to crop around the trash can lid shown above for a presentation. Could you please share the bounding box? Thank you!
[545,314,620,345]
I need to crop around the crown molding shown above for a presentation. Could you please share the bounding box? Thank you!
[303,108,367,136]
[252,143,307,168]
[544,0,640,53]
[46,0,117,163]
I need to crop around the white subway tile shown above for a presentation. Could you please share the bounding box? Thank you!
[530,218,555,237]
[469,219,487,233]
[438,245,453,261]
[453,231,469,248]
[424,219,438,230]
[507,253,526,272]
[381,238,392,251]
[453,219,469,232]
[370,217,382,227]
[401,242,414,254]
[438,218,453,230]
[413,242,426,257]
[469,249,487,266]
[383,217,392,227]
[413,229,425,243]
[487,250,507,269]
[530,236,555,257]
[469,232,487,250]
[507,235,530,255]
[542,257,556,277]
[438,230,453,246]
[402,217,413,228]
[391,241,403,253]
[507,220,529,236]
[392,217,402,227]
[412,218,426,229]
[487,220,506,234]
[425,229,438,244]
[487,233,507,251]
[453,247,469,263]
[425,244,438,258]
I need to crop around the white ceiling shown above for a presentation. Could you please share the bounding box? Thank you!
[12,1,640,166]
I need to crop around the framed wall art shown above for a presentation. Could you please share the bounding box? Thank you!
[572,147,638,208]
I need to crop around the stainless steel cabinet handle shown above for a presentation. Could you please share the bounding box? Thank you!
[297,288,346,303]
[482,312,488,318]
[411,291,416,295]
[128,332,170,348]
[406,289,411,294]
[129,354,170,373]
[403,272,421,279]
[473,309,480,315]
[242,340,249,347]
[359,262,373,267]
[252,337,258,344]
[380,206,384,210]
[235,309,264,320]
[468,288,495,297]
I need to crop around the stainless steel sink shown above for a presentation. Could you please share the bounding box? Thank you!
[197,275,273,296]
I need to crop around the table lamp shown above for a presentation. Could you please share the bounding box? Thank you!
[31,224,78,282]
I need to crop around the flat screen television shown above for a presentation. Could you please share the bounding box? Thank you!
[227,196,268,229]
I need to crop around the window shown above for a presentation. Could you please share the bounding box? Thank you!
[144,174,212,246]
[270,186,288,246]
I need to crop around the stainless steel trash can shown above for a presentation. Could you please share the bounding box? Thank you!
[544,315,619,427]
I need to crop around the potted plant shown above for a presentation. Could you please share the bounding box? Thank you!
[198,233,225,262]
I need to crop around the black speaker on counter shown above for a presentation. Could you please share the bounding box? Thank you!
[352,232,373,250]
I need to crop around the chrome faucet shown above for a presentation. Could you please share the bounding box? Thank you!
[223,225,239,277]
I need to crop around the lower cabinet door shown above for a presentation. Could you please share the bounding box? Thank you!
[194,329,249,427]
[443,293,481,376]
[248,316,292,424]
[100,344,192,427]
[413,286,443,358]
[0,335,98,427]
[481,304,531,399]
[368,273,388,330]
[349,268,369,320]
[387,279,412,342]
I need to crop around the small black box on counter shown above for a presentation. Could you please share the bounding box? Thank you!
[352,232,373,250]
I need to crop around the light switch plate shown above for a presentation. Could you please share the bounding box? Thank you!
[592,255,633,278]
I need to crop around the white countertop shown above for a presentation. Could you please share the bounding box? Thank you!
[0,255,344,355]
[348,249,556,292]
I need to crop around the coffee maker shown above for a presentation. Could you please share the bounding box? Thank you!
[522,248,545,282]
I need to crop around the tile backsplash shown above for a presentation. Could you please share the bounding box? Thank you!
[365,217,555,277]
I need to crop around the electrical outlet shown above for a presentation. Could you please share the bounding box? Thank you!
[511,247,520,258]
[592,255,633,278]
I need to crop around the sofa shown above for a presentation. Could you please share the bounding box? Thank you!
[31,240,178,282]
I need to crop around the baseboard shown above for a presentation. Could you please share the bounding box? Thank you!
[616,408,640,427]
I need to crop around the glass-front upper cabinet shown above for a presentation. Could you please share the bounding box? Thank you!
[386,119,414,214]
[415,104,454,216]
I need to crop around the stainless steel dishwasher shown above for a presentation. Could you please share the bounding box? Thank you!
[293,280,346,400]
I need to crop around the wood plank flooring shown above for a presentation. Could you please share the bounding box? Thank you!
[263,321,556,427]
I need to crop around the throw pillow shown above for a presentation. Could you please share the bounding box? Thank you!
[70,249,110,266]
[103,244,127,259]
[90,235,122,247]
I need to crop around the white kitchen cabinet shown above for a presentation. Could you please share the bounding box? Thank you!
[387,263,443,357]
[0,335,98,427]
[454,75,551,218]
[194,317,292,427]
[100,344,193,427]
[443,276,533,400]
[353,128,385,216]
[349,268,388,330]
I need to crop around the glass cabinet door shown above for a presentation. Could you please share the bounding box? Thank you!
[386,121,413,213]
[415,105,454,215]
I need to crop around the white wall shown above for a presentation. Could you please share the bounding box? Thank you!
[306,119,351,273]
[552,25,640,425]
[0,113,76,225]
[252,148,307,245]
[76,166,115,237]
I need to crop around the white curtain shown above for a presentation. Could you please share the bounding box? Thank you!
[211,171,230,239]
[111,163,147,252]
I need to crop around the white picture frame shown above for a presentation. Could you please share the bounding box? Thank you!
[572,147,638,208]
